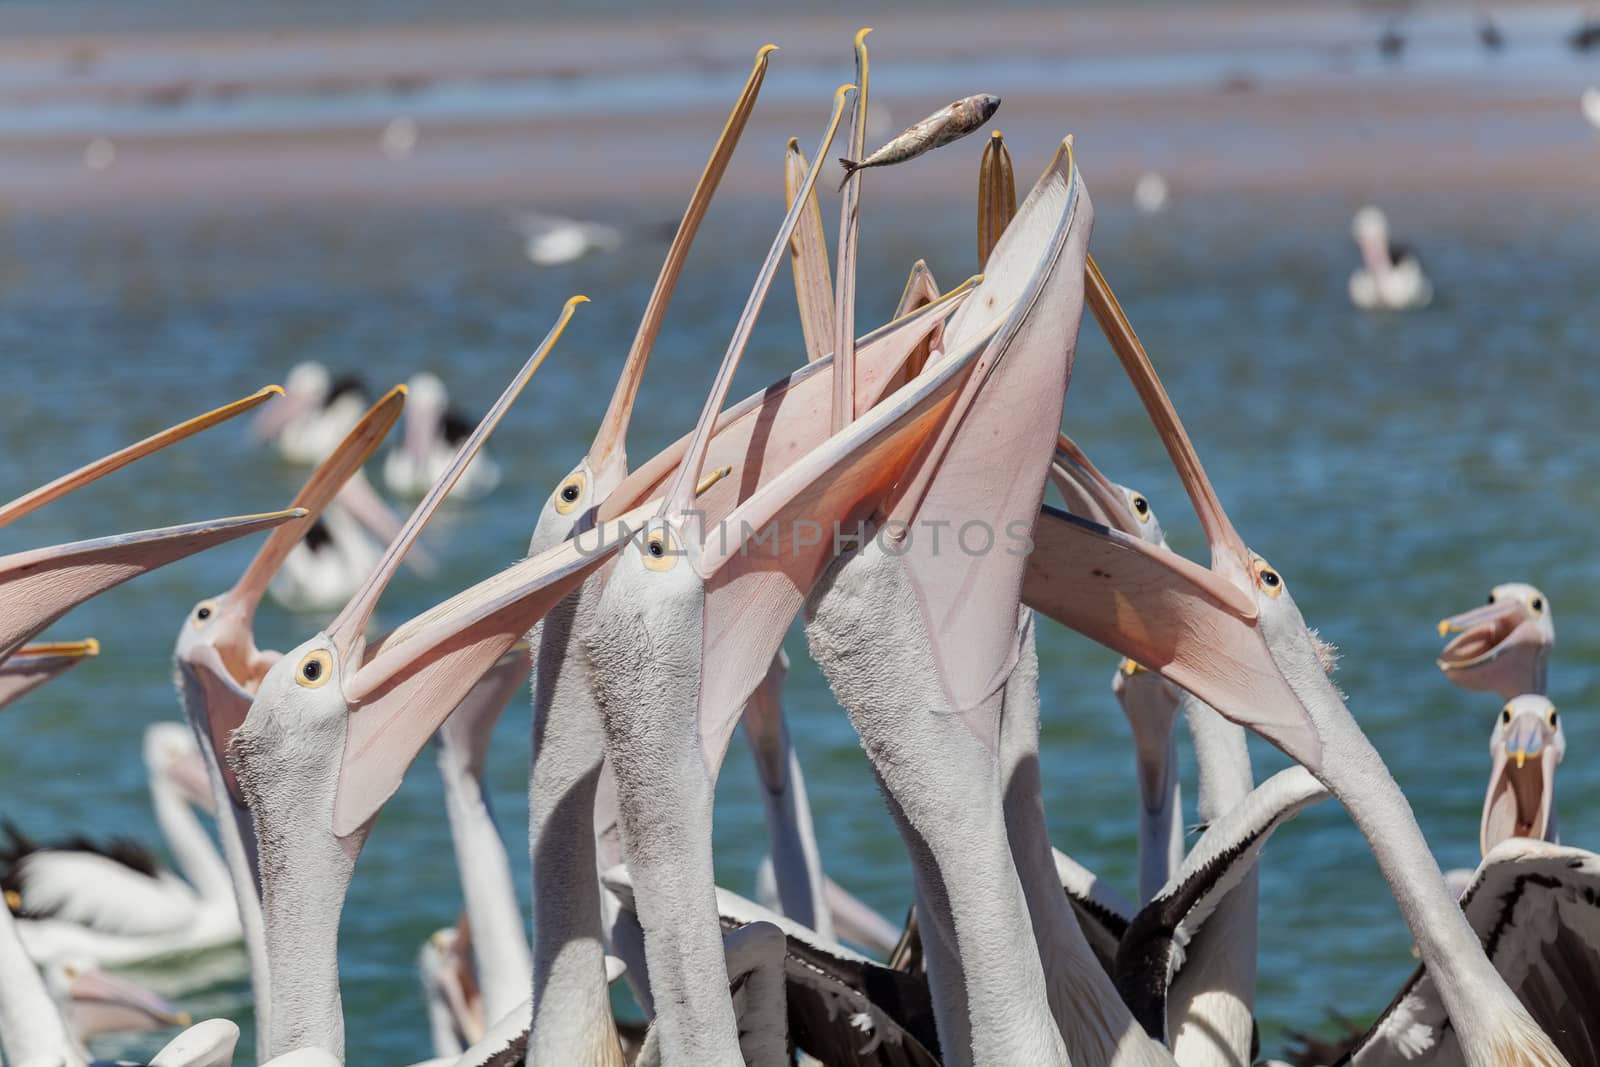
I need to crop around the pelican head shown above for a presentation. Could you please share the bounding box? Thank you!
[45,958,192,1038]
[1480,695,1564,856]
[1436,583,1553,700]
[176,387,406,803]
[1352,205,1389,245]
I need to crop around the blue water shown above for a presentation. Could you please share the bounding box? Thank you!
[2,178,1598,1063]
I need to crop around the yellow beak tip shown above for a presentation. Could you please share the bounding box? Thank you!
[1515,751,1527,769]
[1437,619,1452,637]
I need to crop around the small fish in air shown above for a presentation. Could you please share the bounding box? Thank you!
[837,93,1001,190]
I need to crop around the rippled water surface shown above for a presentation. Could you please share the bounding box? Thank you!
[1,178,1597,1063]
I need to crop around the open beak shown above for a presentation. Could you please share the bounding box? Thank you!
[1022,258,1322,766]
[2,510,304,662]
[318,298,590,836]
[1436,600,1542,694]
[179,388,406,804]
[1050,434,1142,535]
[0,638,98,712]
[1480,724,1557,854]
[64,966,191,1037]
[0,387,281,529]
[585,44,776,487]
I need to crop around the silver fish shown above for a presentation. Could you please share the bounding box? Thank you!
[837,93,1001,189]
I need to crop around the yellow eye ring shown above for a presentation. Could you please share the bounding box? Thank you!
[191,599,218,629]
[1502,706,1513,725]
[1547,706,1559,729]
[1253,559,1284,597]
[296,649,334,689]
[554,471,587,515]
[641,524,680,572]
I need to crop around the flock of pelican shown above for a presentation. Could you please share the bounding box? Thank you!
[2,32,1596,1067]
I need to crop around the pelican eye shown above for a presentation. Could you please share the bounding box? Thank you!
[1548,706,1558,728]
[554,471,587,515]
[1253,559,1283,596]
[1530,596,1544,613]
[641,525,680,572]
[192,600,216,629]
[1486,593,1496,605]
[1502,707,1513,725]
[296,649,333,689]
[1131,495,1151,521]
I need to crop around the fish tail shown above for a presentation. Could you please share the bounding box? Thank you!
[837,158,863,192]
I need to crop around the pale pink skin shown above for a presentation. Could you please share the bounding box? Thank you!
[1479,695,1564,857]
[1437,583,1554,701]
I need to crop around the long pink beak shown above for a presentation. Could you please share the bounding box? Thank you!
[1436,599,1545,697]
[1022,258,1322,766]
[0,386,281,530]
[63,965,191,1036]
[2,510,304,663]
[0,639,99,712]
[181,387,406,805]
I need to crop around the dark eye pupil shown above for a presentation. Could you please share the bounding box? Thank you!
[1134,498,1148,514]
[1532,597,1543,611]
[648,540,664,557]
[561,485,579,502]
[1550,711,1558,725]
[1487,594,1496,604]
[1262,570,1279,586]
[197,606,211,620]
[303,660,321,680]
[1503,710,1511,723]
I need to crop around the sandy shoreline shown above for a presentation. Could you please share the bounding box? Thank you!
[1,4,1597,211]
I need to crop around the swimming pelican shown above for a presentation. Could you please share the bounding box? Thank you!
[252,363,371,465]
[1437,582,1552,699]
[268,506,384,613]
[1480,694,1563,855]
[1022,254,1570,1062]
[0,898,242,1067]
[383,372,501,500]
[3,723,239,968]
[511,212,623,267]
[44,957,193,1047]
[1349,206,1432,310]
[0,639,99,712]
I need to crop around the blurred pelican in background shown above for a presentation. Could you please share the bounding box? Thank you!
[1349,205,1432,310]
[384,373,501,500]
[44,957,193,1046]
[253,362,371,464]
[1583,87,1600,130]
[511,212,622,267]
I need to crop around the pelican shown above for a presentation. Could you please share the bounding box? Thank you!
[1333,705,1594,1064]
[252,363,371,465]
[1349,206,1432,310]
[1480,694,1563,855]
[1437,582,1552,699]
[44,957,193,1047]
[173,386,408,1061]
[3,723,240,969]
[1022,253,1570,1062]
[383,372,501,500]
[0,831,246,1067]
[269,506,384,613]
[512,212,623,267]
[0,639,99,712]
[209,300,635,1063]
